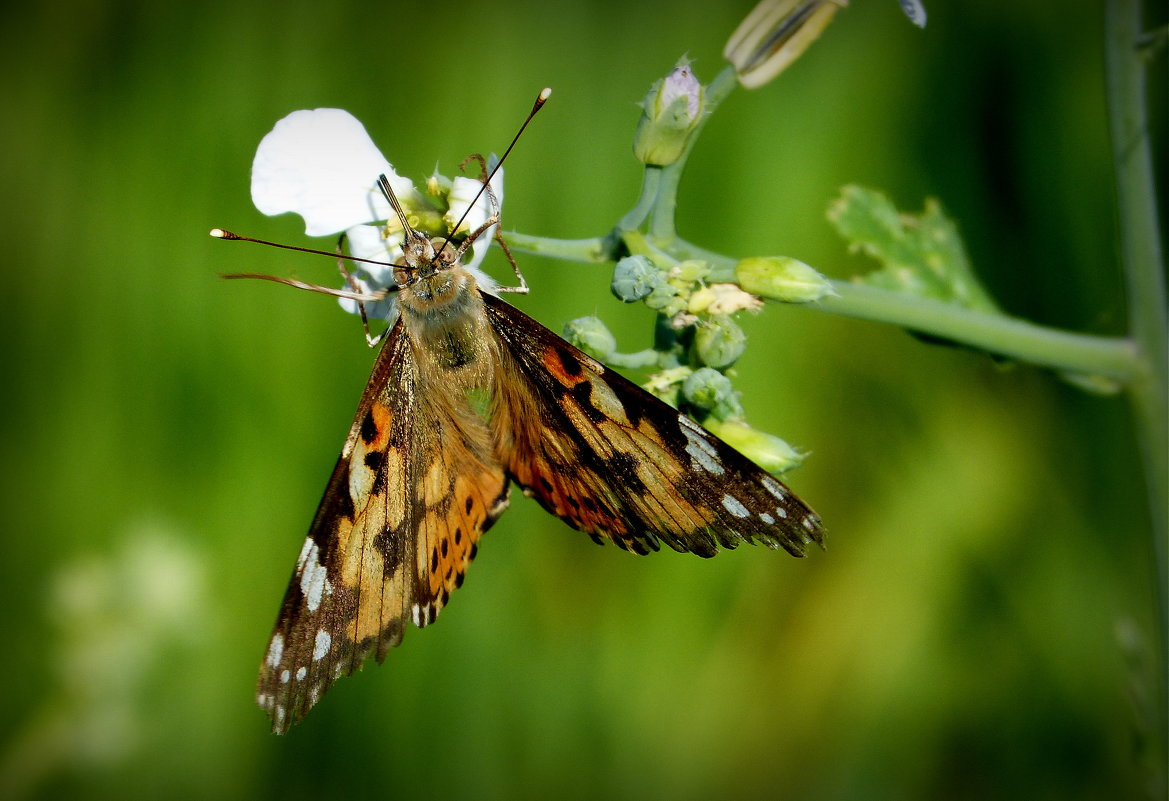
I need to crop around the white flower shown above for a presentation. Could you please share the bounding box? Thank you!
[250,108,502,320]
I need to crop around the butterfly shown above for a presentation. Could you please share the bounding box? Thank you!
[230,93,825,733]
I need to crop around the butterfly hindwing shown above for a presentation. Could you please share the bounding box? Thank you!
[257,319,509,733]
[483,293,824,559]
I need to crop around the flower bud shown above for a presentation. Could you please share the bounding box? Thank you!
[689,283,763,315]
[693,316,747,369]
[736,256,835,302]
[633,63,705,166]
[563,317,616,360]
[682,367,743,420]
[611,255,662,302]
[702,419,807,473]
[643,366,693,407]
[644,281,682,314]
[724,0,846,90]
[669,259,710,285]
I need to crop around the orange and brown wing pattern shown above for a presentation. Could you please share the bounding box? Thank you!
[484,294,824,559]
[256,321,510,734]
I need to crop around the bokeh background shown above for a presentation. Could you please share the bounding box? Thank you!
[1,1,1165,799]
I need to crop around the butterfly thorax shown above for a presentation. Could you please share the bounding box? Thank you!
[396,236,494,383]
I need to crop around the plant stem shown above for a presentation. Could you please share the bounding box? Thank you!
[1106,0,1168,768]
[502,231,609,263]
[819,281,1138,381]
[617,166,663,232]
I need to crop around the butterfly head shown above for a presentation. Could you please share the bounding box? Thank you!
[394,228,478,310]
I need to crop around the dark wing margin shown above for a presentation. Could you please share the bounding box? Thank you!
[256,320,509,734]
[484,293,825,559]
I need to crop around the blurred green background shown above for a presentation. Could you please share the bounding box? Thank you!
[1,0,1164,799]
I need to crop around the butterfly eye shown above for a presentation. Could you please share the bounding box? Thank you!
[434,240,459,267]
[393,265,415,287]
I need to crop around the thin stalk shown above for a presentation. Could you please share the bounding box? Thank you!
[819,281,1138,381]
[1105,0,1168,767]
[616,166,663,233]
[502,231,609,263]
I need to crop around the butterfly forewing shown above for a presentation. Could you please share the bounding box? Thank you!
[483,294,824,559]
[257,319,510,733]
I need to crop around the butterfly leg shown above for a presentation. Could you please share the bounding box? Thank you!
[456,154,529,295]
[492,227,528,295]
[332,232,387,348]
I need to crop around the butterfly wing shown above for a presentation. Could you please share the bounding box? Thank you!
[484,293,824,559]
[256,320,510,733]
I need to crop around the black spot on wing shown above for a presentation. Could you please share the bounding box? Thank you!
[568,380,608,424]
[364,449,384,472]
[554,348,583,378]
[608,452,646,495]
[373,528,404,578]
[360,409,379,445]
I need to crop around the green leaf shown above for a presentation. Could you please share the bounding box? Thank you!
[828,185,1000,313]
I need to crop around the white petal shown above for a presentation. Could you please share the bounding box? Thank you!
[336,224,400,321]
[445,167,504,237]
[251,109,415,236]
[346,224,400,289]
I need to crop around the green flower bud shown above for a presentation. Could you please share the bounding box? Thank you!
[703,419,807,474]
[682,367,744,420]
[669,259,710,285]
[611,255,662,302]
[644,281,680,311]
[642,366,694,406]
[563,316,617,360]
[724,0,846,90]
[693,315,747,369]
[736,256,835,302]
[633,62,704,166]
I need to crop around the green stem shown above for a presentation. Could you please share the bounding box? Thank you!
[819,281,1138,381]
[502,231,610,263]
[680,235,1139,381]
[601,348,664,369]
[1106,0,1168,767]
[617,166,663,232]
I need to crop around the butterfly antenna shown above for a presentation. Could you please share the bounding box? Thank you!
[210,228,396,299]
[377,175,417,239]
[210,229,398,271]
[443,87,551,248]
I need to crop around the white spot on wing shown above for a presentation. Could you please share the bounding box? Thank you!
[721,494,750,518]
[266,633,284,668]
[760,512,775,524]
[680,416,725,475]
[296,666,307,681]
[298,540,333,613]
[313,629,332,661]
[776,507,788,519]
[296,536,314,572]
[349,448,377,505]
[761,476,786,501]
[412,603,422,627]
[280,669,290,684]
[275,705,286,727]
